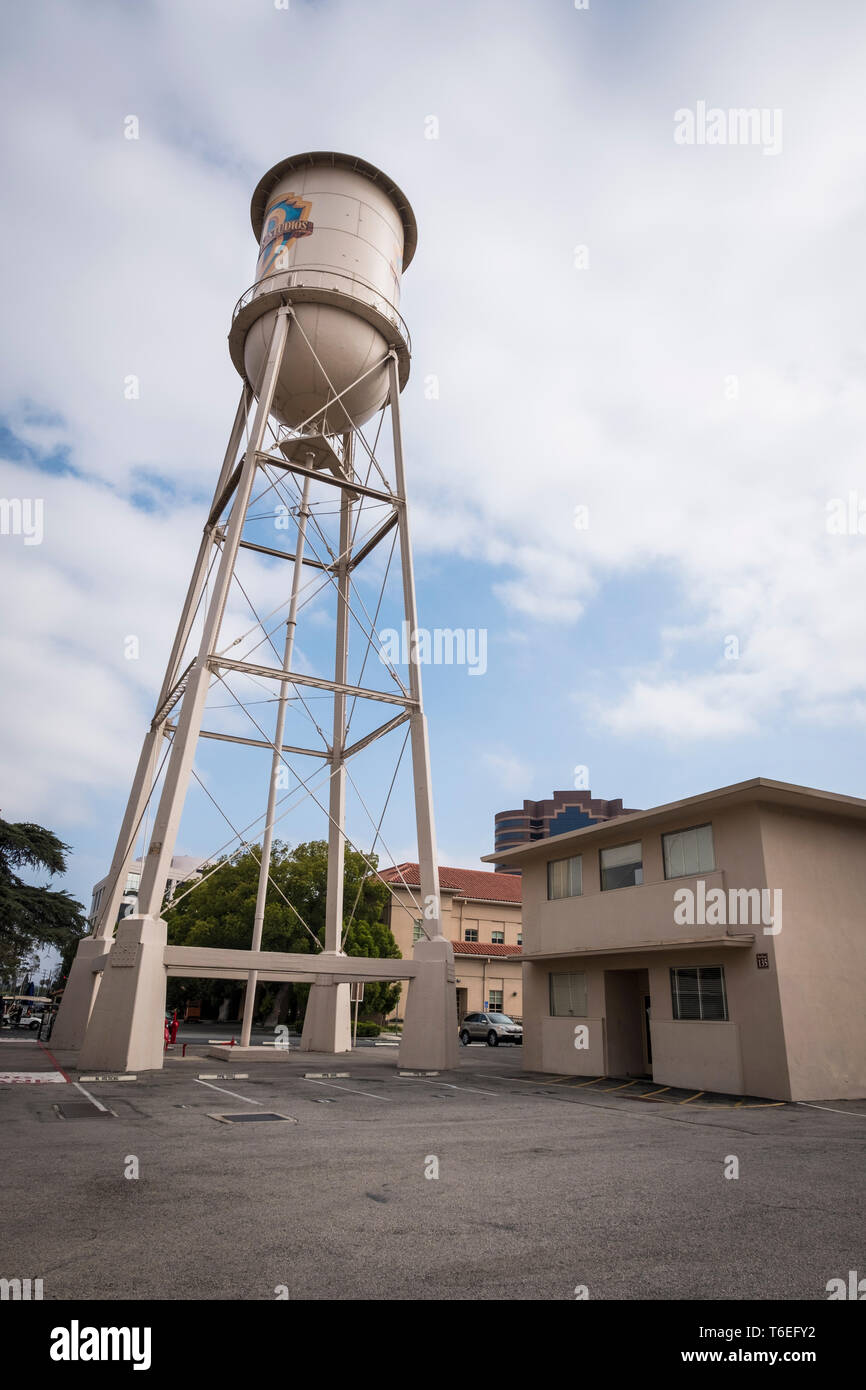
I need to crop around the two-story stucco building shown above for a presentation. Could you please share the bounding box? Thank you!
[484,779,866,1101]
[379,863,523,1020]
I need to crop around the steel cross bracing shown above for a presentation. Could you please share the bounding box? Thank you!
[52,286,458,1074]
[85,312,435,952]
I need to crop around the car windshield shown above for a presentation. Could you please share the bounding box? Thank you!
[488,1013,514,1024]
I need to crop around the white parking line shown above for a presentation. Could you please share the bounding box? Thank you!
[73,1081,110,1113]
[403,1077,499,1098]
[194,1078,262,1106]
[798,1101,866,1119]
[304,1078,391,1101]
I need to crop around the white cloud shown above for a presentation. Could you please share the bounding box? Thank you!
[481,751,534,798]
[3,0,866,879]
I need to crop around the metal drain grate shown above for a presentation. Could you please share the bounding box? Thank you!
[208,1111,297,1124]
[54,1103,115,1120]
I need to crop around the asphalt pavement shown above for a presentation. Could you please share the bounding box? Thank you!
[1,1035,863,1301]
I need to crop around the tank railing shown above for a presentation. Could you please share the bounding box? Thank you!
[232,264,410,352]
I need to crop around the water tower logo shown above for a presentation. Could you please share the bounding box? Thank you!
[257,194,314,276]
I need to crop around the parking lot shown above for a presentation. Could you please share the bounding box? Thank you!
[1,1034,863,1301]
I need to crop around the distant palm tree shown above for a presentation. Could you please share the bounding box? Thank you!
[0,816,87,987]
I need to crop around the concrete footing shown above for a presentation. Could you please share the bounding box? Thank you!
[206,1045,293,1062]
[398,937,459,1071]
[61,929,459,1075]
[78,915,168,1073]
[50,936,108,1050]
[300,973,352,1052]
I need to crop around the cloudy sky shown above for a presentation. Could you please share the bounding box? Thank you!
[2,0,866,919]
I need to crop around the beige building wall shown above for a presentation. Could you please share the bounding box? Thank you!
[453,957,523,1018]
[759,806,866,1101]
[381,880,523,1020]
[502,781,866,1101]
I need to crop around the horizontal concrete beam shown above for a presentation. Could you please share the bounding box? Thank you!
[163,945,420,981]
[167,966,321,983]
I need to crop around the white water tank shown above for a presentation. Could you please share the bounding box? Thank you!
[229,151,416,434]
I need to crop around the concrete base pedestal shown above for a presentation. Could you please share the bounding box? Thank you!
[78,915,168,1073]
[206,1045,293,1062]
[398,937,459,1071]
[50,936,109,1050]
[300,972,352,1053]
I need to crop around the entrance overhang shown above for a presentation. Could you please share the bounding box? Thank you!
[524,935,755,962]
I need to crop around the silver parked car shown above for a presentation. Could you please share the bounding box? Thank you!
[459,1011,523,1047]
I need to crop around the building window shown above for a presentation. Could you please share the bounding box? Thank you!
[547,855,582,900]
[412,919,424,943]
[600,841,643,891]
[549,971,588,1017]
[125,871,140,895]
[488,989,503,1010]
[517,934,523,946]
[670,966,728,1021]
[464,928,478,942]
[491,930,505,944]
[663,824,715,879]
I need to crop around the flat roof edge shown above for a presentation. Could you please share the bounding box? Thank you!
[482,777,866,863]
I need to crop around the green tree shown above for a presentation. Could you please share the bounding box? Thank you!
[0,818,87,989]
[165,840,400,1022]
[343,918,401,1019]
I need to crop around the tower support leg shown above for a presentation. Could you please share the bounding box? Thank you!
[136,314,290,923]
[52,386,252,1053]
[240,473,313,1047]
[301,438,353,1054]
[387,355,458,1070]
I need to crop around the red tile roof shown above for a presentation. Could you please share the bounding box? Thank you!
[451,940,522,957]
[380,863,522,904]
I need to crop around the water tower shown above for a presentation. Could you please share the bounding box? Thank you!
[235,152,415,433]
[54,153,458,1073]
